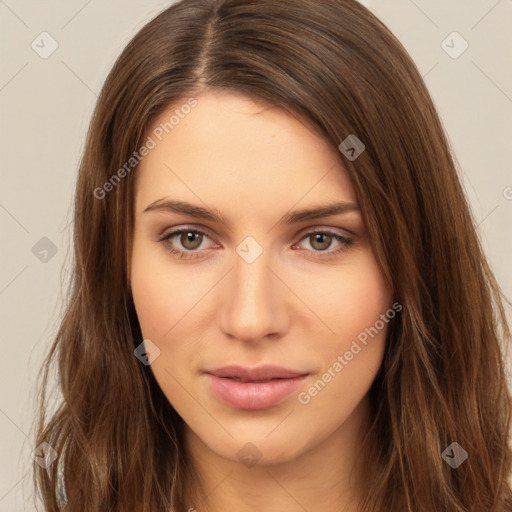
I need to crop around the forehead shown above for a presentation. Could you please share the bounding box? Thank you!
[135,91,356,217]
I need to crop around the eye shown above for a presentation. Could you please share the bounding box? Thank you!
[158,227,354,260]
[293,230,354,259]
[158,227,217,259]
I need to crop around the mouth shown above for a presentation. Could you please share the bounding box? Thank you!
[224,376,286,383]
[204,365,309,410]
[205,364,308,381]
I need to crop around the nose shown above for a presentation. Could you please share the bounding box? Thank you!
[218,248,289,344]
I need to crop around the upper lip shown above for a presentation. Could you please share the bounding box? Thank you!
[205,365,309,382]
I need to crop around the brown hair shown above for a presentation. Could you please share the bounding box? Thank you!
[33,0,512,510]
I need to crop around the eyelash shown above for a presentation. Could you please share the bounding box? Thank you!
[158,227,354,260]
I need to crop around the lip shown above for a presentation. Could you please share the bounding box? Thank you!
[204,365,309,410]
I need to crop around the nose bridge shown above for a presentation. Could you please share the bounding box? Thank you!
[219,242,285,342]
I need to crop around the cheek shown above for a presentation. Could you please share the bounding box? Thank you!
[297,250,392,347]
[129,240,216,409]
[130,247,204,407]
[298,311,389,423]
[130,239,209,341]
[294,251,391,404]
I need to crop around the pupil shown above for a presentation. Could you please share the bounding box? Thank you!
[313,234,330,251]
[183,232,201,249]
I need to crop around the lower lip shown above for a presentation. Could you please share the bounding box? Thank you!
[205,374,308,410]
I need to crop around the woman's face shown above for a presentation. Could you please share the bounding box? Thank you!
[130,91,393,466]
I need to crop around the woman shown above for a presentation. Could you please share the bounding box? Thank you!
[33,0,512,510]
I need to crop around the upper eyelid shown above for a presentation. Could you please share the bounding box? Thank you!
[159,225,213,242]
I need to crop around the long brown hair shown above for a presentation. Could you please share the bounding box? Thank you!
[33,0,512,510]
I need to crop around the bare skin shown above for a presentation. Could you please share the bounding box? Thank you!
[130,91,393,512]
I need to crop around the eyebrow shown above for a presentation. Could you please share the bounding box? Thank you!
[143,198,360,227]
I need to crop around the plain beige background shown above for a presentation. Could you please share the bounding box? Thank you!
[1,0,511,510]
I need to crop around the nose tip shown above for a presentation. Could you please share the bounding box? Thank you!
[218,251,288,343]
